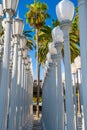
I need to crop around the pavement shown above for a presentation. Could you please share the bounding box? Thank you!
[32,114,42,130]
[22,114,42,130]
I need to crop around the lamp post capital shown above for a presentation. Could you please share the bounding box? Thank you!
[55,42,63,50]
[60,20,71,31]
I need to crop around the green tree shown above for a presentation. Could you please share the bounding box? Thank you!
[25,0,50,118]
[38,11,80,66]
[23,30,34,50]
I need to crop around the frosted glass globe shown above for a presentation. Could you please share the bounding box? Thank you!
[52,26,64,43]
[56,0,74,22]
[48,42,57,55]
[2,0,19,14]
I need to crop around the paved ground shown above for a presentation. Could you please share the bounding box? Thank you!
[22,114,42,130]
[32,116,42,130]
[22,114,82,130]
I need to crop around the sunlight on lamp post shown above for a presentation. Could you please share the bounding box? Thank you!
[0,4,3,28]
[71,63,78,130]
[0,0,19,129]
[56,0,75,130]
[8,16,24,130]
[49,42,60,130]
[52,26,64,130]
[15,37,27,130]
[0,4,3,84]
[74,56,81,116]
[78,1,87,128]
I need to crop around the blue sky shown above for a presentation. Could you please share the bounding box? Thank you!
[17,0,78,80]
[0,0,78,79]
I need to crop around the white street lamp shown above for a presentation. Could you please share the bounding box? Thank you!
[52,26,64,43]
[23,57,28,125]
[22,49,28,126]
[25,57,29,123]
[74,56,81,118]
[49,42,60,130]
[56,0,74,22]
[2,0,19,15]
[23,47,28,59]
[0,4,3,28]
[71,63,78,130]
[56,0,75,130]
[48,42,57,55]
[8,16,24,130]
[0,0,19,129]
[46,49,57,130]
[0,4,3,84]
[78,1,87,128]
[19,36,27,129]
[20,36,27,49]
[21,48,28,126]
[46,52,52,63]
[15,37,27,130]
[52,26,64,130]
[0,4,3,83]
[0,4,3,17]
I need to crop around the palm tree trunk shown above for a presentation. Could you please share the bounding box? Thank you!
[36,28,40,118]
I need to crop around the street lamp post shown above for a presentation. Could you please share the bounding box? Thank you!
[0,4,3,26]
[19,36,27,129]
[23,57,28,125]
[78,0,87,128]
[22,47,28,126]
[21,48,28,127]
[49,41,62,130]
[8,16,24,130]
[15,39,27,130]
[25,60,30,122]
[74,56,85,130]
[74,56,81,116]
[52,26,64,130]
[46,52,54,130]
[0,0,19,129]
[0,37,3,84]
[71,63,77,130]
[0,4,3,84]
[56,0,75,130]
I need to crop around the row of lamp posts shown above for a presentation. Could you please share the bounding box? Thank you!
[0,0,33,130]
[42,0,87,130]
[42,0,75,130]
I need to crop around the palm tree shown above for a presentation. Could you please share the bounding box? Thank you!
[25,0,50,117]
[38,11,80,66]
[23,30,34,50]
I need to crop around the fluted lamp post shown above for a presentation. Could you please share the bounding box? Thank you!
[56,0,75,130]
[0,4,3,29]
[22,48,28,126]
[71,63,77,130]
[74,56,81,117]
[16,38,27,130]
[19,38,27,128]
[8,17,24,130]
[49,42,60,130]
[0,4,3,84]
[23,57,28,123]
[52,26,64,130]
[45,52,53,130]
[78,1,87,129]
[0,0,19,130]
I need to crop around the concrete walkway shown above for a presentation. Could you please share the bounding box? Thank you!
[32,115,42,130]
